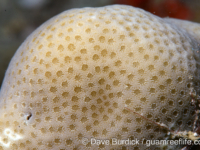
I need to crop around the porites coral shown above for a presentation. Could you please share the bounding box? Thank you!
[0,5,200,150]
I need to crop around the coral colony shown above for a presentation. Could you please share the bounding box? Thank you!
[0,5,200,150]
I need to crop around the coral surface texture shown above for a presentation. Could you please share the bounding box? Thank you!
[0,5,200,150]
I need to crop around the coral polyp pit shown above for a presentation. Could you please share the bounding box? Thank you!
[0,5,200,150]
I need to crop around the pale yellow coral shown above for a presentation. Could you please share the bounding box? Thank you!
[165,18,200,41]
[0,5,200,150]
